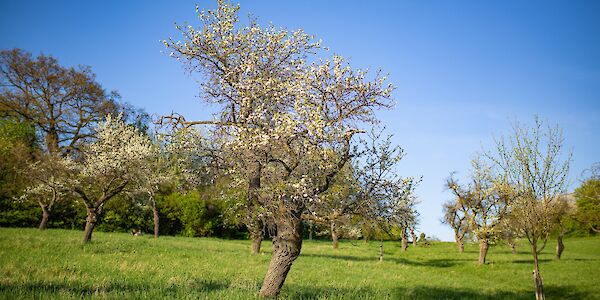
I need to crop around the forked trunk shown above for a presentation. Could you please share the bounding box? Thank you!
[456,238,464,253]
[401,228,408,252]
[152,202,160,238]
[259,212,303,298]
[410,228,417,246]
[478,238,489,265]
[83,207,98,244]
[331,221,339,249]
[555,229,565,259]
[38,205,50,230]
[532,246,545,300]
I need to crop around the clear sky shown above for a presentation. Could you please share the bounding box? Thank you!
[1,1,599,241]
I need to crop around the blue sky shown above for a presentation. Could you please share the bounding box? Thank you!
[1,1,599,241]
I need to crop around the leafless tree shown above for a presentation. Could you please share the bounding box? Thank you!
[488,117,571,300]
[0,49,121,156]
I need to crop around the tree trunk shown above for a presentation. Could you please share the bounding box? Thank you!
[45,127,60,155]
[555,228,565,260]
[456,238,464,253]
[410,227,417,246]
[83,207,98,244]
[478,238,489,265]
[308,221,313,240]
[507,237,517,254]
[152,201,160,238]
[532,246,545,300]
[363,225,372,243]
[259,213,303,298]
[379,239,384,261]
[247,161,263,254]
[401,228,408,252]
[252,235,263,254]
[331,221,339,249]
[38,205,50,230]
[249,221,263,254]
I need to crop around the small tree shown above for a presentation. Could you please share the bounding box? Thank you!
[446,157,510,265]
[553,195,574,259]
[352,130,419,259]
[22,154,71,229]
[489,118,571,300]
[303,164,358,249]
[66,115,154,243]
[441,197,469,253]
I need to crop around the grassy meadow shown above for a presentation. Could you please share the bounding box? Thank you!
[0,228,598,299]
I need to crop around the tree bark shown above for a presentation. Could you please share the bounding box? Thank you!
[38,205,50,230]
[379,239,384,261]
[331,221,339,249]
[249,220,263,254]
[410,227,417,246]
[152,201,160,238]
[83,207,98,244]
[247,161,263,254]
[478,238,489,265]
[45,127,60,155]
[259,213,303,298]
[532,245,545,300]
[555,228,565,260]
[401,227,408,252]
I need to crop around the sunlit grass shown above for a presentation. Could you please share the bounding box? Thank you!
[0,228,598,299]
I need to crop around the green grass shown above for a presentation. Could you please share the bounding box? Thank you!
[0,228,598,299]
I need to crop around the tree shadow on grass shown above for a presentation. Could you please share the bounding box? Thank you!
[284,284,589,300]
[0,277,232,297]
[302,253,471,268]
[512,258,552,264]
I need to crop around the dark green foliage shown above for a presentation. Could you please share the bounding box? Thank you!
[157,190,245,238]
[95,195,154,233]
[0,118,38,227]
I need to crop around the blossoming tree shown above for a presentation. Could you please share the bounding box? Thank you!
[22,154,72,230]
[163,1,404,297]
[66,115,154,243]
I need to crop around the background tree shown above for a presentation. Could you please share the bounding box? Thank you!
[446,157,510,265]
[21,154,72,229]
[574,173,600,234]
[553,195,574,259]
[163,2,400,296]
[64,114,154,243]
[441,197,469,253]
[0,49,121,155]
[303,164,358,249]
[351,130,419,259]
[488,118,571,300]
